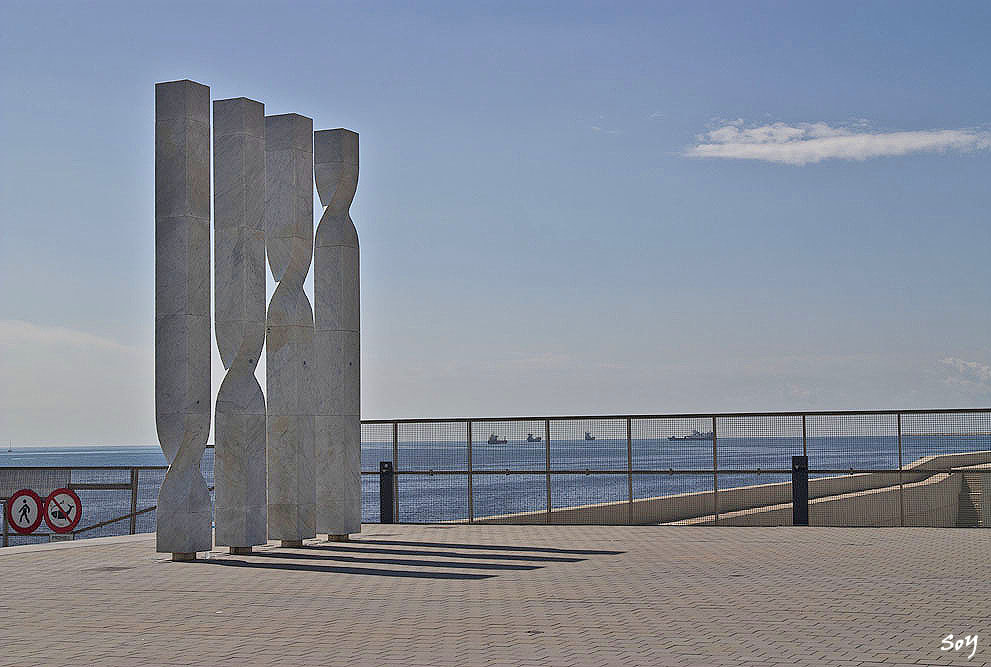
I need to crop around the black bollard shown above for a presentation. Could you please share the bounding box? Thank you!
[380,461,395,524]
[792,455,809,526]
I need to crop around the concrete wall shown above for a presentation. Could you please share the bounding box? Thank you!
[473,449,991,526]
[712,473,961,527]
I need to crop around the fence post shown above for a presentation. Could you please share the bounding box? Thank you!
[129,468,139,535]
[792,455,809,526]
[392,422,399,522]
[712,416,719,525]
[626,417,633,525]
[802,414,807,457]
[379,461,395,523]
[467,420,473,523]
[545,418,552,524]
[2,501,8,547]
[897,413,904,527]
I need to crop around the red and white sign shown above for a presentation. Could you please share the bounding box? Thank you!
[6,489,44,535]
[44,488,82,534]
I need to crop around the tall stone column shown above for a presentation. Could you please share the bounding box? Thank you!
[314,129,361,539]
[213,98,267,553]
[154,79,212,559]
[265,114,316,546]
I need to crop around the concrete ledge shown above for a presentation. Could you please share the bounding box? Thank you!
[678,472,962,527]
[473,450,991,526]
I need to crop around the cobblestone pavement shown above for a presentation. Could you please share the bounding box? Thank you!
[0,525,988,666]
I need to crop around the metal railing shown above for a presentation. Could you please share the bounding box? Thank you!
[2,408,989,547]
[361,408,991,527]
[1,466,170,547]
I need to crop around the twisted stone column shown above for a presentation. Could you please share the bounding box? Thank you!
[314,129,361,539]
[213,97,267,552]
[155,79,212,558]
[265,114,316,546]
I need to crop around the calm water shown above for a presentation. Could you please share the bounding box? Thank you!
[1,434,988,538]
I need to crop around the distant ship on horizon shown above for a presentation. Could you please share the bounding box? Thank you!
[669,429,714,441]
[526,433,542,442]
[585,432,595,441]
[487,433,507,445]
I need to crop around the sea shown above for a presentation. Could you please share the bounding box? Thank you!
[1,434,988,543]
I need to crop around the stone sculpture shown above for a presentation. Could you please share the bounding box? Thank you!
[314,129,361,539]
[264,114,316,546]
[213,98,267,552]
[155,80,213,559]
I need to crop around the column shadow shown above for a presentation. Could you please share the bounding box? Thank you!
[354,539,625,556]
[310,544,584,563]
[257,550,542,571]
[198,558,494,580]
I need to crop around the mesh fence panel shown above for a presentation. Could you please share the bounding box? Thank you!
[361,423,393,472]
[803,414,900,526]
[71,468,133,539]
[633,473,715,524]
[136,468,166,535]
[396,422,468,523]
[900,411,991,461]
[472,473,546,521]
[548,419,627,523]
[899,412,991,527]
[715,415,803,470]
[471,419,545,522]
[4,410,990,545]
[633,417,715,471]
[806,413,899,471]
[0,466,167,546]
[713,415,803,522]
[360,422,393,523]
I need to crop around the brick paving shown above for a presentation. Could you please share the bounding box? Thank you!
[0,525,989,666]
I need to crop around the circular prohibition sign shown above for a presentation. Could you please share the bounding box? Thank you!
[44,487,82,534]
[6,488,44,535]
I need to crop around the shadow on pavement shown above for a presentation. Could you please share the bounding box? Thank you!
[256,550,542,571]
[355,539,625,556]
[199,558,494,580]
[310,544,585,563]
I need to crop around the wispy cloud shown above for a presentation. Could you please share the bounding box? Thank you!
[940,357,991,387]
[684,120,991,165]
[589,125,620,135]
[0,319,139,354]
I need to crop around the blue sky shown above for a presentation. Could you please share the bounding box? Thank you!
[2,1,991,445]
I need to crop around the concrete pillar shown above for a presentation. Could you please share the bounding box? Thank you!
[154,79,213,556]
[314,129,361,538]
[213,97,268,550]
[264,114,316,544]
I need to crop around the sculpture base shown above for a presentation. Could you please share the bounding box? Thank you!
[230,546,253,555]
[281,539,304,548]
[172,552,196,562]
[326,534,350,542]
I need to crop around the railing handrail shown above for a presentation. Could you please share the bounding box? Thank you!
[0,465,169,471]
[360,406,991,424]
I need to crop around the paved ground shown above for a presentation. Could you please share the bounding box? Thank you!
[0,525,988,666]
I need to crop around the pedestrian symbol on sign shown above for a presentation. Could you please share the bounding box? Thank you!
[19,499,32,523]
[5,489,44,535]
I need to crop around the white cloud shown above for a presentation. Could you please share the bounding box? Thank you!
[590,125,620,135]
[940,357,991,387]
[0,319,138,354]
[684,120,991,165]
